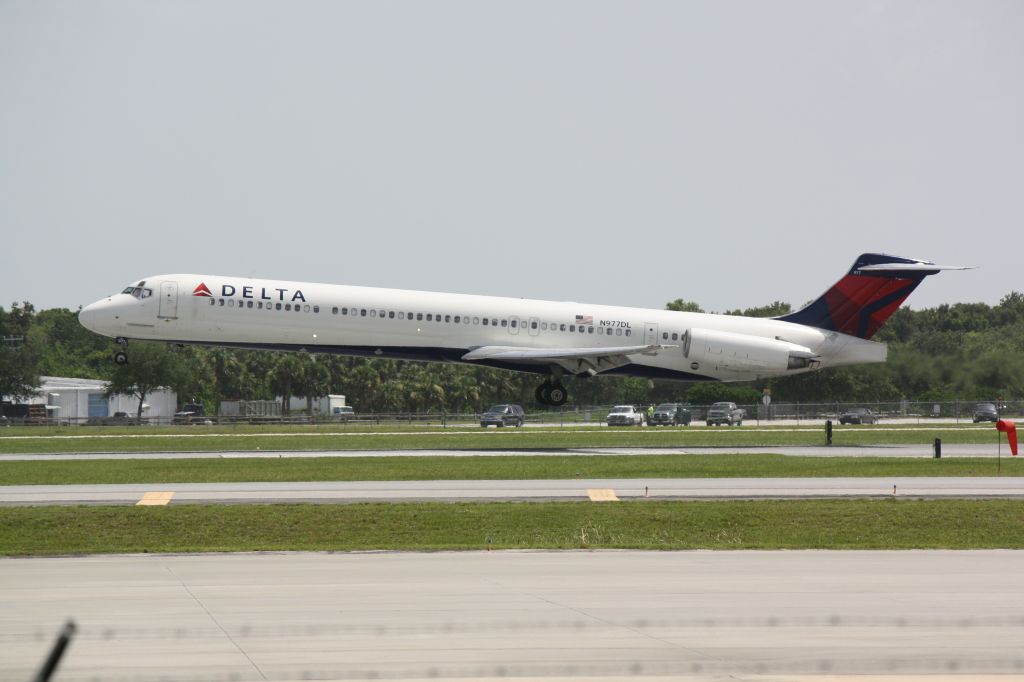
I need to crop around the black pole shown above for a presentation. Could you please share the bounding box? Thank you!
[826,419,833,446]
[32,620,76,682]
[933,437,941,459]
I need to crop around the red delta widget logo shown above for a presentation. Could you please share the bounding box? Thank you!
[193,281,306,302]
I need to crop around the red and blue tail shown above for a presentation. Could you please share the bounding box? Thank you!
[776,253,965,340]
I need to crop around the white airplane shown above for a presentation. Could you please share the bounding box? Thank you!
[79,253,966,405]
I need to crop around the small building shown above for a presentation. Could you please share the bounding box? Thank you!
[1,376,178,424]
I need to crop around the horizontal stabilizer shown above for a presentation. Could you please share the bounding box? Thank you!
[856,262,972,272]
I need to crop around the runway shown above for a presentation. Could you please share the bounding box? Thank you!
[4,476,1024,505]
[3,550,1022,682]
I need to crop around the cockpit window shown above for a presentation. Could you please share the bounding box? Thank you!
[122,286,154,299]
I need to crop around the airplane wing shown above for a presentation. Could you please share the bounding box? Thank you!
[462,344,675,375]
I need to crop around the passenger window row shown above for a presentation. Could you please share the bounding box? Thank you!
[209,298,319,313]
[326,306,632,336]
[208,297,637,337]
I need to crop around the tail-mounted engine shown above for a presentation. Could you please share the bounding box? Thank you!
[683,327,820,376]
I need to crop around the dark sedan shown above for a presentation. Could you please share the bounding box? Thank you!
[838,407,878,425]
[973,403,999,423]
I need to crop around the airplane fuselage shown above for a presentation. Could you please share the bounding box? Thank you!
[79,273,886,384]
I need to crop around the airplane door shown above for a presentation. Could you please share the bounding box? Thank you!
[528,317,540,336]
[644,322,659,345]
[508,316,520,335]
[158,281,179,319]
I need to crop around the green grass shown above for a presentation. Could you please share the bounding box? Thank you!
[4,424,1017,557]
[0,422,1005,454]
[1,454,1021,485]
[2,499,1022,555]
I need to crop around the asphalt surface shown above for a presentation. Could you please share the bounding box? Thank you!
[3,550,1023,682]
[4,433,1022,682]
[4,475,1024,506]
[4,441,1020,505]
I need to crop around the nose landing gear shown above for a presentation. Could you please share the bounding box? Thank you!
[113,337,129,365]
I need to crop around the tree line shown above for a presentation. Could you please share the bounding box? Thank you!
[2,292,1022,415]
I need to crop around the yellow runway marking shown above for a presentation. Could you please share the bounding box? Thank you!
[136,491,174,506]
[587,488,619,502]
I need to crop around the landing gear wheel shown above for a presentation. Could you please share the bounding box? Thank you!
[546,384,567,406]
[534,382,567,406]
[113,337,129,365]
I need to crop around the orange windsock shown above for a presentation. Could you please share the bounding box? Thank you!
[996,419,1018,456]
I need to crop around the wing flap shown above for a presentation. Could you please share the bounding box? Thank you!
[462,344,674,375]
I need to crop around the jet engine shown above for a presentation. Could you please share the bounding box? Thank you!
[683,327,820,375]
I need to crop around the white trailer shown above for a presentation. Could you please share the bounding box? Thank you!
[287,394,346,414]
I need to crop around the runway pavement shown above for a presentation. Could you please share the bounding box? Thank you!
[4,476,1024,505]
[4,437,1023,682]
[3,550,1023,682]
[4,442,1021,505]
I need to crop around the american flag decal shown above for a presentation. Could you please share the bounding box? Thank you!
[575,314,593,325]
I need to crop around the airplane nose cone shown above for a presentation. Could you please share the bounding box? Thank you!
[79,302,100,332]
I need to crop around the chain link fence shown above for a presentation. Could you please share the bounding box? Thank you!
[3,400,1020,427]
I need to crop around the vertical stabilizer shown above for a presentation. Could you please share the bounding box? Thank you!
[776,253,965,339]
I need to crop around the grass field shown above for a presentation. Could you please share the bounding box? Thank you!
[2,499,1022,555]
[0,422,1006,454]
[4,423,1019,556]
[1,453,1020,485]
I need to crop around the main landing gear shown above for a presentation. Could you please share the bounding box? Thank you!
[535,381,567,407]
[113,337,129,365]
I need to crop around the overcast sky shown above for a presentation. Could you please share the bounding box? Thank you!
[1,1,1021,314]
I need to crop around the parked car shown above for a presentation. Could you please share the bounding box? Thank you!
[173,402,207,425]
[648,403,692,426]
[838,407,878,425]
[973,402,999,423]
[607,405,644,426]
[332,406,356,421]
[480,404,525,427]
[706,402,745,426]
